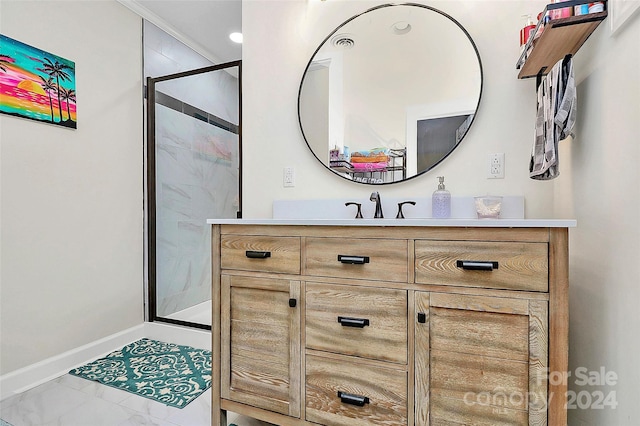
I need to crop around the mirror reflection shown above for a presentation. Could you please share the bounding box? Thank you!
[298,4,483,184]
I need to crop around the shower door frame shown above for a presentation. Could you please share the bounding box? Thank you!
[146,61,242,330]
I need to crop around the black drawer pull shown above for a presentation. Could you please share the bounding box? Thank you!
[245,250,271,259]
[338,316,370,328]
[417,312,426,324]
[337,255,370,264]
[338,391,370,407]
[456,260,499,271]
[289,298,297,308]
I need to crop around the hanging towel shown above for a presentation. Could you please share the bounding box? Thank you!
[555,56,577,140]
[530,56,576,180]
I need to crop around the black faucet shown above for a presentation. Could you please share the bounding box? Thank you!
[345,202,363,219]
[370,192,383,219]
[396,201,416,219]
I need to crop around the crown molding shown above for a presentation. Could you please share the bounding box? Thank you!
[116,0,222,65]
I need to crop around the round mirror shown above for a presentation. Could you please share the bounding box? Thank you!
[298,3,483,185]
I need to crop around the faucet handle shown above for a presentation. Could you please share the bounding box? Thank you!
[396,201,416,219]
[345,202,363,219]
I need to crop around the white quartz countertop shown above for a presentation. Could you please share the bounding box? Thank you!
[207,218,576,228]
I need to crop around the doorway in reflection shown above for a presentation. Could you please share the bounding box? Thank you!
[416,113,473,172]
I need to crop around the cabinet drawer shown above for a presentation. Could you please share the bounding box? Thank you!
[306,283,407,364]
[415,240,548,292]
[221,235,300,274]
[305,237,408,282]
[306,354,407,426]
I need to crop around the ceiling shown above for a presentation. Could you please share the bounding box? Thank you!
[123,0,242,63]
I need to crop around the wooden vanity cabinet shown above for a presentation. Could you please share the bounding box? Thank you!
[212,224,570,426]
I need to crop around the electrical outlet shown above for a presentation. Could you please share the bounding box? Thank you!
[488,153,505,179]
[283,167,295,187]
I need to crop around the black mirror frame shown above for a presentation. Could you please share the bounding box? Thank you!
[297,2,484,185]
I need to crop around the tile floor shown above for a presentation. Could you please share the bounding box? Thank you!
[0,373,270,426]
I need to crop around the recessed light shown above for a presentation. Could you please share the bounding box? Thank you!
[391,21,411,35]
[229,32,243,44]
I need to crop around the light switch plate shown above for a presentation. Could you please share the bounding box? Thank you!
[283,167,295,187]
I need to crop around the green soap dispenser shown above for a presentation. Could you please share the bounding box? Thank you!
[432,176,451,218]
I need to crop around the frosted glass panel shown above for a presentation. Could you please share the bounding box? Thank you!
[151,65,240,326]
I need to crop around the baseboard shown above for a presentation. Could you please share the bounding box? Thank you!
[0,322,211,401]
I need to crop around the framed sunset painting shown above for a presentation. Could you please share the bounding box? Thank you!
[0,34,76,128]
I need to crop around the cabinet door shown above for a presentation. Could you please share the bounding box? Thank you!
[221,275,301,418]
[415,292,548,426]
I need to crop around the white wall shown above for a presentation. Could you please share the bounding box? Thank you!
[0,1,144,374]
[555,13,640,425]
[242,0,554,219]
[243,0,639,423]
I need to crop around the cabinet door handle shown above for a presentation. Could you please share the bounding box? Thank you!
[337,255,370,264]
[456,260,499,271]
[245,250,271,259]
[337,391,370,407]
[337,316,370,328]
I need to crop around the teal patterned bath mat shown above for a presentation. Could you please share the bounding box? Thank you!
[69,338,211,408]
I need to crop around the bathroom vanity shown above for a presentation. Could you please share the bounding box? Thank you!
[209,219,574,426]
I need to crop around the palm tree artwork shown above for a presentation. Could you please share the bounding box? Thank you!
[0,34,77,128]
[0,53,12,72]
[39,76,57,123]
[42,57,72,123]
[59,87,76,122]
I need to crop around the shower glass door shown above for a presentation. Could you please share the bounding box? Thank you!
[147,62,241,329]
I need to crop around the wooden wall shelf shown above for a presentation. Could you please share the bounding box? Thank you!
[517,2,607,79]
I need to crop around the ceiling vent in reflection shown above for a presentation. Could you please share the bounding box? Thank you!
[331,33,355,49]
